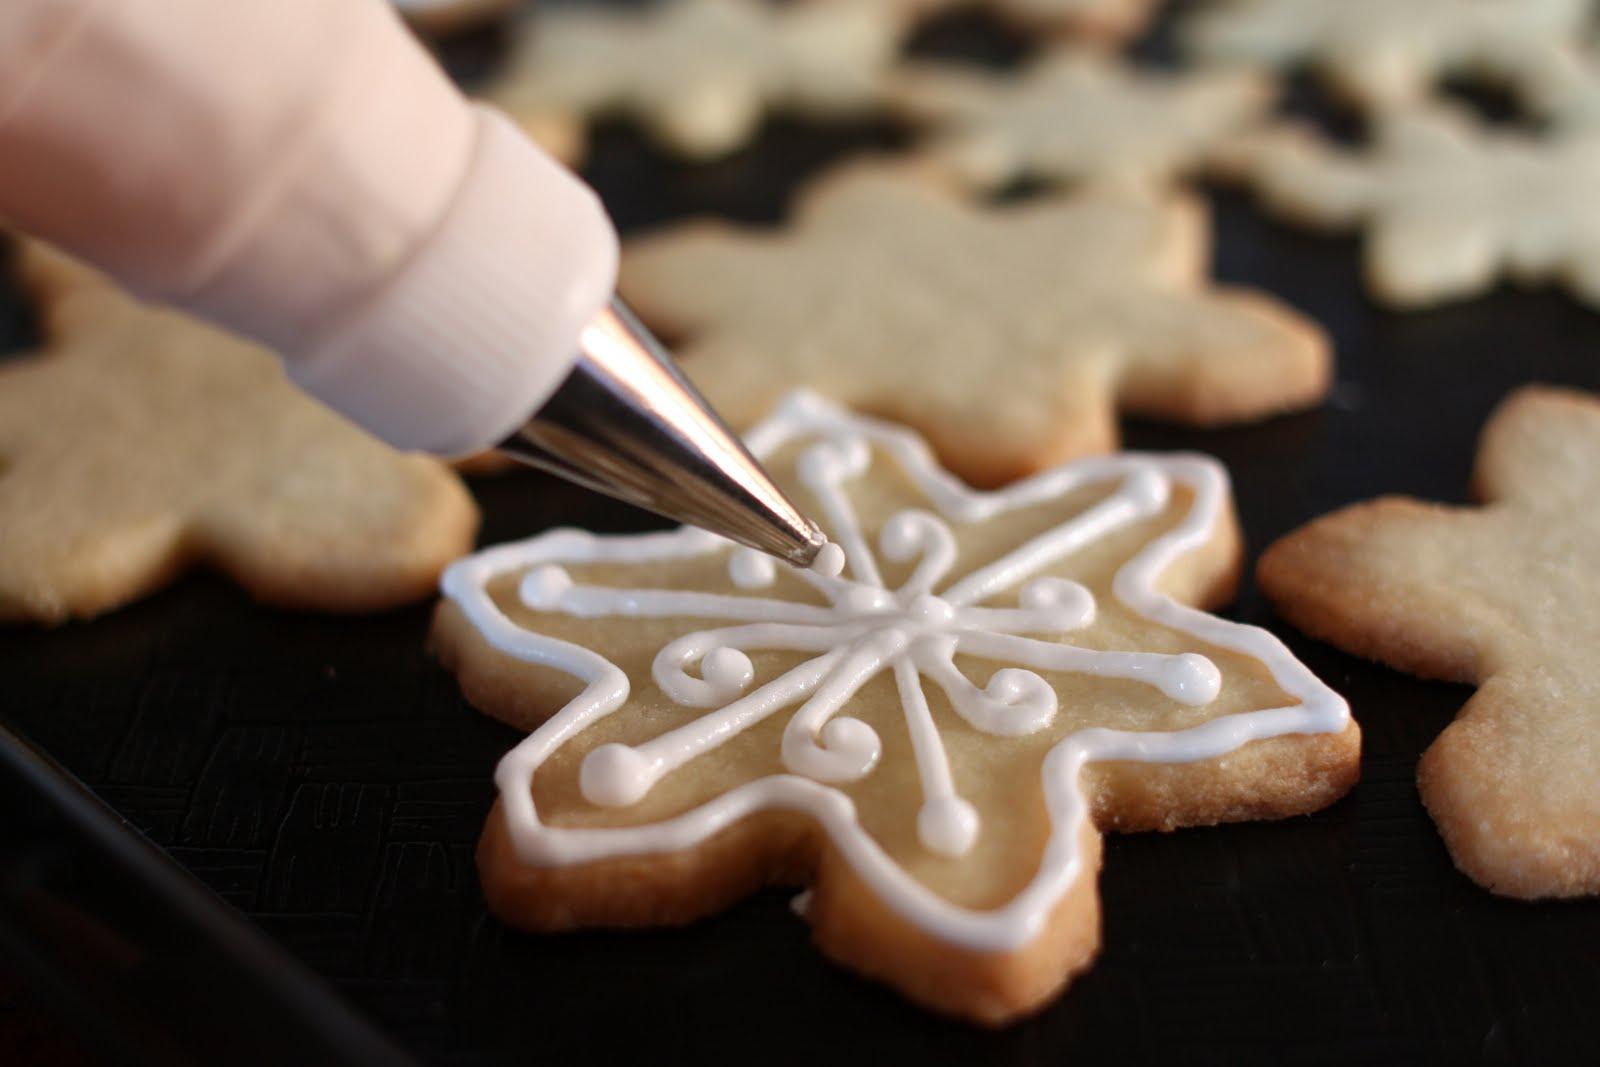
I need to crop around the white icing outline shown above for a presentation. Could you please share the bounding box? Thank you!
[442,391,1349,953]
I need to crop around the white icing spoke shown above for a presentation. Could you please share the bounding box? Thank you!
[653,621,871,707]
[893,657,978,857]
[913,636,1059,736]
[879,509,959,597]
[580,650,844,807]
[780,630,906,782]
[956,631,1221,707]
[941,469,1167,607]
[522,564,836,625]
[796,438,884,587]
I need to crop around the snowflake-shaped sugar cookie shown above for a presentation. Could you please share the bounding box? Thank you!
[1220,105,1600,308]
[481,0,907,162]
[890,49,1274,192]
[619,163,1331,488]
[1181,0,1592,110]
[0,244,477,623]
[434,391,1356,1023]
[1260,386,1600,900]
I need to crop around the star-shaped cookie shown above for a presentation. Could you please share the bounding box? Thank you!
[434,391,1357,1023]
[0,244,478,624]
[1220,105,1600,308]
[1181,0,1592,110]
[1260,386,1600,899]
[890,49,1274,192]
[482,0,907,163]
[619,163,1331,488]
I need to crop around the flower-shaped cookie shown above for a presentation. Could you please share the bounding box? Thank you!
[1259,386,1600,899]
[482,0,907,162]
[1220,106,1600,308]
[1182,0,1591,110]
[620,164,1331,487]
[0,244,477,623]
[434,392,1357,1023]
[890,49,1274,192]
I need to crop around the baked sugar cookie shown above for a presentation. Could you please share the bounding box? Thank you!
[620,163,1331,488]
[1181,0,1591,110]
[1259,386,1600,899]
[0,244,477,624]
[482,0,907,162]
[1219,106,1600,308]
[433,391,1358,1024]
[890,49,1273,192]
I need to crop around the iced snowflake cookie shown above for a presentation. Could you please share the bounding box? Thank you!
[0,244,477,624]
[1181,0,1591,110]
[620,163,1331,488]
[433,392,1358,1024]
[889,49,1274,192]
[481,0,907,163]
[1259,387,1600,899]
[1218,105,1600,308]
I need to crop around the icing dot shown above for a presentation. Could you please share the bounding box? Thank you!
[1019,578,1095,628]
[1159,653,1222,705]
[810,542,846,578]
[818,717,882,776]
[1123,468,1169,511]
[520,565,572,609]
[579,744,652,807]
[728,548,777,589]
[701,646,754,692]
[918,797,980,857]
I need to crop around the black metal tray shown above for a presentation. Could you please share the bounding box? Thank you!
[5,10,1600,1065]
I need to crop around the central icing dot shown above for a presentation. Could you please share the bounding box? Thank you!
[907,594,956,625]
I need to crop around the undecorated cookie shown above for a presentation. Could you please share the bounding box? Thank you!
[433,391,1358,1024]
[889,48,1274,192]
[0,244,478,624]
[621,162,1331,488]
[482,0,908,162]
[1182,0,1592,111]
[1259,386,1600,899]
[1219,105,1600,308]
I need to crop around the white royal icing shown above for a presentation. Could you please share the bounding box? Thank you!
[442,390,1349,953]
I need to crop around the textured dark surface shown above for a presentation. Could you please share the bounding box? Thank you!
[6,7,1600,1065]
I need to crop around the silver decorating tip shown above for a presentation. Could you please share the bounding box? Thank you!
[498,298,828,568]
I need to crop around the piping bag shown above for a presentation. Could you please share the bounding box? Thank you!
[0,0,829,569]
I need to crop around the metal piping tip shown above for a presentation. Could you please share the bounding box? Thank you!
[498,298,827,568]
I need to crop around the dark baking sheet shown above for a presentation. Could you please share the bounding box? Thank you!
[6,8,1600,1064]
